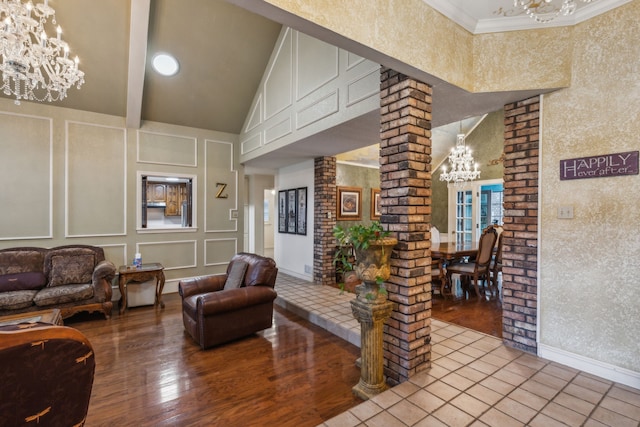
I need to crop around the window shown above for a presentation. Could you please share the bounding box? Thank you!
[138,172,196,231]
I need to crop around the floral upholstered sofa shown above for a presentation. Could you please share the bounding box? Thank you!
[0,245,116,319]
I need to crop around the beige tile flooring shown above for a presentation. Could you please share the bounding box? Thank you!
[274,274,640,427]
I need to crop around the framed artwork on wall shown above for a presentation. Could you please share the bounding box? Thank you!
[371,188,381,220]
[287,189,297,233]
[296,187,307,235]
[278,190,287,233]
[337,186,362,221]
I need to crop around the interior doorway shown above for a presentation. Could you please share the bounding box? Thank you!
[263,189,275,258]
[447,178,504,242]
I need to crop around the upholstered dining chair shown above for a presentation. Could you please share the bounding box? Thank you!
[489,231,504,298]
[445,226,498,301]
[431,256,450,298]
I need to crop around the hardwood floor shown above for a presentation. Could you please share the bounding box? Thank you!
[64,281,502,426]
[66,294,362,427]
[431,280,503,338]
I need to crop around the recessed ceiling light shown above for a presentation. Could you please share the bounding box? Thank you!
[152,53,179,76]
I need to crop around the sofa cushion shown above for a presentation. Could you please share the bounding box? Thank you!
[48,254,95,287]
[34,284,94,307]
[0,249,46,275]
[224,260,248,290]
[0,290,38,310]
[0,272,46,292]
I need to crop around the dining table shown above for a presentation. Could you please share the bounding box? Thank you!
[431,240,479,298]
[431,240,478,262]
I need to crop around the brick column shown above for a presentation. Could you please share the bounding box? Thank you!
[502,96,540,353]
[380,68,433,384]
[314,157,337,285]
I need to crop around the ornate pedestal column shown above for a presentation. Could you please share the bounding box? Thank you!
[350,297,394,400]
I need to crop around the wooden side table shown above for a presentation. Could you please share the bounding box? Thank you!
[118,263,165,315]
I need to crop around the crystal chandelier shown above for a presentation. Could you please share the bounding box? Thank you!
[514,0,597,24]
[0,0,84,105]
[439,130,480,186]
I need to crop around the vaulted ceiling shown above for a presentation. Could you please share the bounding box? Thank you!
[1,0,627,168]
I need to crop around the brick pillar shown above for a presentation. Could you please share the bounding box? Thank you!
[502,96,540,353]
[380,68,433,384]
[314,157,337,285]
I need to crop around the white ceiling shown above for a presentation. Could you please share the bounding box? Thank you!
[424,0,630,33]
[1,0,628,170]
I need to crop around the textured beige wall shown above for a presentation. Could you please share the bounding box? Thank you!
[472,28,572,92]
[539,1,640,371]
[262,0,571,91]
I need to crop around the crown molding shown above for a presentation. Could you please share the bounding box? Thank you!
[423,0,632,34]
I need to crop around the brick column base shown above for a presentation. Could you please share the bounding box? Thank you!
[379,67,433,384]
[314,157,337,286]
[502,96,540,353]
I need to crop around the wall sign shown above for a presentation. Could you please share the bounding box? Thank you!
[560,151,639,181]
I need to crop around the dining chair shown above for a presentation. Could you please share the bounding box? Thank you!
[431,256,450,298]
[445,226,498,301]
[489,231,504,298]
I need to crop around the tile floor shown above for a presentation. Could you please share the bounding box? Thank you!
[274,273,640,427]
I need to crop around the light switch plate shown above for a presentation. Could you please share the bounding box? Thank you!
[558,205,574,219]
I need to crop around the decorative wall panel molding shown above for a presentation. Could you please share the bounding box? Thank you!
[239,27,380,166]
[204,238,238,266]
[264,28,293,121]
[0,112,52,240]
[66,121,127,237]
[347,67,380,107]
[98,243,127,268]
[137,130,197,167]
[136,240,197,270]
[244,94,263,133]
[296,32,339,101]
[296,90,339,130]
[241,133,262,155]
[264,116,292,144]
[346,52,366,71]
[205,139,238,233]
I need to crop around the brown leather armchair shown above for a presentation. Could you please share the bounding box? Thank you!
[0,324,95,426]
[178,252,278,349]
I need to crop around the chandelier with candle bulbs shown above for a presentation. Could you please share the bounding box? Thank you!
[513,0,597,24]
[0,0,84,105]
[440,131,480,186]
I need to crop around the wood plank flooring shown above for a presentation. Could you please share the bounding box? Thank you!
[431,281,503,338]
[66,294,362,427]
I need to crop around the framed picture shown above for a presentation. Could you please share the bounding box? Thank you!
[371,188,381,220]
[296,187,307,235]
[337,186,362,220]
[287,189,297,233]
[278,190,287,233]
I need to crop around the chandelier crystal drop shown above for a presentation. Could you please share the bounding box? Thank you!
[514,0,597,24]
[440,131,480,186]
[0,0,84,105]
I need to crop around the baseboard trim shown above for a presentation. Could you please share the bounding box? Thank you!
[538,343,640,389]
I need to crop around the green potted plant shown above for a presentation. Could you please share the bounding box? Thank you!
[331,228,358,292]
[333,222,397,302]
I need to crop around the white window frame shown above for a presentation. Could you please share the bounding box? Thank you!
[447,178,503,242]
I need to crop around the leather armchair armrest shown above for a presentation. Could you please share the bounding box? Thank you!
[179,275,226,299]
[197,286,277,316]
